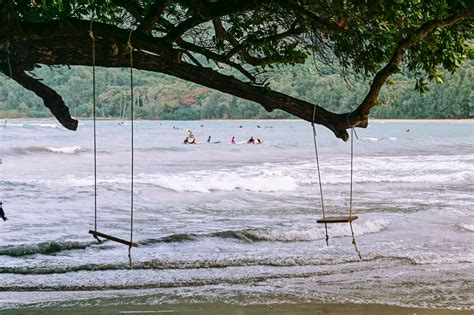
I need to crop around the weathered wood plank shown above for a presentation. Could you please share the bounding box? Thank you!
[89,230,139,247]
[317,216,359,223]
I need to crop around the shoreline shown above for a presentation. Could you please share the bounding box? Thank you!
[1,117,473,123]
[2,302,471,315]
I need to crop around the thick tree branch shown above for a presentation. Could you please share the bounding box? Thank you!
[8,68,78,130]
[6,35,356,139]
[1,5,472,141]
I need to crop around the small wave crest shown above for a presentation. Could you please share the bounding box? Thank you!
[0,241,94,257]
[142,220,390,245]
[30,123,59,129]
[213,220,390,242]
[140,233,197,245]
[0,255,416,277]
[12,146,84,155]
[137,169,298,193]
[457,223,474,232]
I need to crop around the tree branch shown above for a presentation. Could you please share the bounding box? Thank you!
[8,69,78,130]
[175,38,256,82]
[353,12,474,121]
[109,0,144,21]
[224,22,301,60]
[9,35,356,139]
[163,0,276,43]
[137,0,172,34]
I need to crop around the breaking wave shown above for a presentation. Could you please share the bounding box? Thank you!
[0,241,94,257]
[457,223,474,232]
[0,255,410,276]
[12,146,85,155]
[30,123,60,129]
[58,154,471,192]
[211,220,390,242]
[141,219,390,245]
[140,233,198,245]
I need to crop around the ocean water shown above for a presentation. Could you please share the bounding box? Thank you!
[0,119,472,311]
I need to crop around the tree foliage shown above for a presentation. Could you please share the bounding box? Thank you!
[0,0,472,139]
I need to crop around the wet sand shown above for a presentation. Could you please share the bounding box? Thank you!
[2,303,472,315]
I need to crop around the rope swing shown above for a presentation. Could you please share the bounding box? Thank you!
[311,107,362,259]
[88,19,138,268]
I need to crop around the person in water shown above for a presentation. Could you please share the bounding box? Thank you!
[231,136,236,144]
[0,202,7,221]
[247,136,255,144]
[256,139,262,144]
[184,130,196,144]
[207,136,211,143]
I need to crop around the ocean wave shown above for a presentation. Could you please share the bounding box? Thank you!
[30,123,59,129]
[140,233,198,245]
[58,154,472,191]
[0,255,417,278]
[136,170,299,193]
[12,146,85,155]
[457,223,474,232]
[0,241,94,257]
[213,220,390,242]
[4,123,24,127]
[141,220,390,245]
[0,256,369,276]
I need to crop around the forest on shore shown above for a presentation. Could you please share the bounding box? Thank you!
[0,60,472,120]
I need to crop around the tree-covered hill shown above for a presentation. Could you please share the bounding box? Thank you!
[0,60,472,120]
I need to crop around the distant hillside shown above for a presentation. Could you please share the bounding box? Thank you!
[0,60,472,120]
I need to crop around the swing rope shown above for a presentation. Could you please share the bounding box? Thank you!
[128,30,135,268]
[312,108,362,259]
[88,19,137,266]
[349,127,362,259]
[311,107,329,246]
[89,18,100,243]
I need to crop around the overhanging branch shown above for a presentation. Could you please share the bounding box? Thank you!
[353,12,474,119]
[9,69,78,130]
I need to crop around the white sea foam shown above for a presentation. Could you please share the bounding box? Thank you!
[244,219,390,241]
[60,154,472,191]
[140,169,299,193]
[458,223,474,232]
[30,123,59,128]
[5,123,24,127]
[46,146,82,154]
[13,146,83,155]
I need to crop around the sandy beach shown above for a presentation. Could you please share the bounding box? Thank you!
[3,303,472,315]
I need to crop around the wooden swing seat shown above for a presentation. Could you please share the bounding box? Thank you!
[317,215,359,224]
[89,230,139,247]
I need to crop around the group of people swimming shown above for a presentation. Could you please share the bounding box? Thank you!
[184,130,262,145]
[231,136,262,144]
